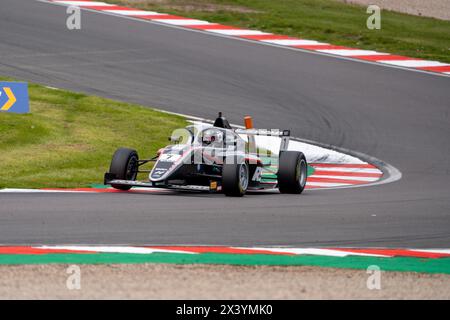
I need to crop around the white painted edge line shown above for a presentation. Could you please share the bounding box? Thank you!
[260,39,323,46]
[103,10,160,16]
[309,175,379,182]
[3,243,450,254]
[316,49,389,56]
[380,60,450,68]
[55,1,114,6]
[207,29,271,36]
[236,247,388,257]
[38,245,196,254]
[153,19,212,26]
[306,182,351,187]
[38,0,450,79]
[49,246,387,257]
[27,245,449,257]
[312,167,381,173]
[412,249,450,254]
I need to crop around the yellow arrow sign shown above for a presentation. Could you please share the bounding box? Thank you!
[1,87,17,111]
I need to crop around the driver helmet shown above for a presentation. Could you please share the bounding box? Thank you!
[202,128,224,147]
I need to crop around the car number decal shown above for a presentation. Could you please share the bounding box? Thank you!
[159,153,182,162]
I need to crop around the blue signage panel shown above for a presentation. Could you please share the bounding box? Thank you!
[0,82,29,114]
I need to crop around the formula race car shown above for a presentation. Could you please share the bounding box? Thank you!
[104,113,307,197]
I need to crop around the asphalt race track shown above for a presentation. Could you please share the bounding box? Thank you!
[0,0,449,247]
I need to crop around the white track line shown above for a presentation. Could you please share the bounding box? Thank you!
[411,249,450,254]
[55,1,113,6]
[236,247,388,257]
[208,29,271,36]
[312,167,381,174]
[309,175,379,182]
[306,182,352,188]
[38,245,195,254]
[380,60,450,68]
[104,10,160,16]
[260,39,323,46]
[152,19,212,26]
[317,49,389,56]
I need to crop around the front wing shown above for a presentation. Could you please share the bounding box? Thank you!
[104,173,219,193]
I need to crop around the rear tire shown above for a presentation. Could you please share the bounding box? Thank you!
[222,162,249,197]
[109,148,139,190]
[278,151,307,194]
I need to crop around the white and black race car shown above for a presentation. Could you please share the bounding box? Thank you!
[104,113,307,197]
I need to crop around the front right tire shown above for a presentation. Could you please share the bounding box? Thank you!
[109,147,139,190]
[222,161,249,197]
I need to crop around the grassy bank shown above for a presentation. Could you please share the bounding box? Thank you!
[0,77,186,189]
[105,0,450,63]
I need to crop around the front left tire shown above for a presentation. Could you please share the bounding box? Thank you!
[278,151,307,194]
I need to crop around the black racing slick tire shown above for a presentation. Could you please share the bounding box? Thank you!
[109,148,139,191]
[222,162,249,197]
[278,151,307,194]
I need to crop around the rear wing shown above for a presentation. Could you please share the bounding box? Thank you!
[234,128,291,151]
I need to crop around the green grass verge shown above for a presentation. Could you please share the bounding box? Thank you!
[0,76,187,189]
[105,0,450,63]
[1,253,449,274]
